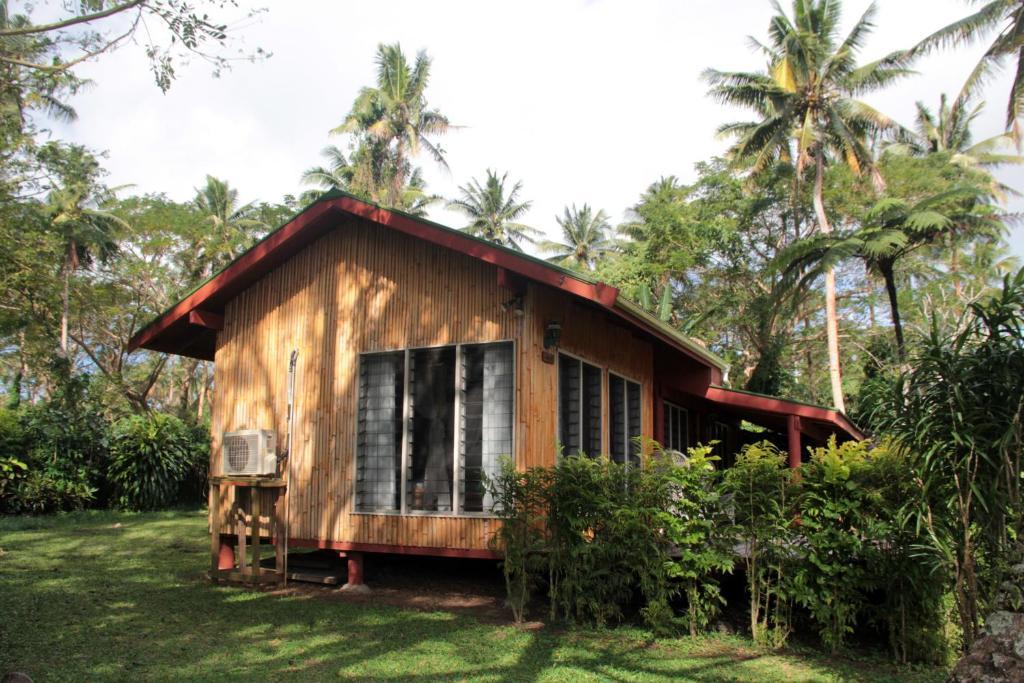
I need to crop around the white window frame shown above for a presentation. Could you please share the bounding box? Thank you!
[556,350,604,458]
[608,370,643,463]
[353,340,515,518]
[663,401,689,453]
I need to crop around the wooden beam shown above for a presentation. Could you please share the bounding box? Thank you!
[787,414,802,469]
[188,309,224,330]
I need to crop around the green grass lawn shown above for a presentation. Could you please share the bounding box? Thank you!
[0,510,945,682]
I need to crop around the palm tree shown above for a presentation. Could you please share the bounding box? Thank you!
[44,171,126,355]
[892,93,1024,172]
[779,185,1003,357]
[447,170,537,250]
[704,0,911,412]
[540,204,613,270]
[188,176,266,281]
[331,43,452,208]
[299,145,353,204]
[907,0,1024,138]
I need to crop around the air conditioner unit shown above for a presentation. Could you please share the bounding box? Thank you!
[222,429,277,477]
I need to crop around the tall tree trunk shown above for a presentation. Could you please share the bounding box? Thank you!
[196,362,208,421]
[950,237,963,299]
[812,154,845,413]
[879,261,905,359]
[60,245,72,356]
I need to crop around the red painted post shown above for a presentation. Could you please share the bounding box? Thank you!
[218,539,235,570]
[346,552,364,585]
[787,414,802,469]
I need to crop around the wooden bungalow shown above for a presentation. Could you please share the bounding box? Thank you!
[128,189,861,586]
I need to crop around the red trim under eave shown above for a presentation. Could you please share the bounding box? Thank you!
[221,533,500,560]
[128,195,621,355]
[704,385,865,441]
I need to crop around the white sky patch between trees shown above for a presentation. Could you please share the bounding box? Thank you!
[46,0,1024,260]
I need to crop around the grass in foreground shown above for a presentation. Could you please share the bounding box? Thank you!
[0,510,944,682]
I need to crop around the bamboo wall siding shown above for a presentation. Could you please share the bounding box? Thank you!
[210,216,655,551]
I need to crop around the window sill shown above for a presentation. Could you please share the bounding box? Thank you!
[350,510,500,520]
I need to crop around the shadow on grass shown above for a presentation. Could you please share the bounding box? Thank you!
[0,511,926,683]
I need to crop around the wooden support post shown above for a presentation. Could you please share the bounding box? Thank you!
[787,414,802,469]
[274,489,285,584]
[251,491,262,585]
[236,499,247,571]
[209,481,221,579]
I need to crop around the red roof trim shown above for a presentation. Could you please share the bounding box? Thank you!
[704,385,864,440]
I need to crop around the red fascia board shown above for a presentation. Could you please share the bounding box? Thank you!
[283,536,500,560]
[129,196,621,354]
[704,385,865,440]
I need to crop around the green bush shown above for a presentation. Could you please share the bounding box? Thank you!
[107,413,197,511]
[488,443,731,633]
[721,441,795,648]
[5,467,95,513]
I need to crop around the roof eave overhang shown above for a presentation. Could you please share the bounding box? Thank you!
[704,385,865,441]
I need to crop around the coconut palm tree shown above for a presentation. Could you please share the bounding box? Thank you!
[447,170,537,250]
[43,156,126,355]
[331,43,452,208]
[704,0,911,412]
[893,93,1024,171]
[907,0,1024,138]
[299,145,353,204]
[540,204,613,270]
[188,175,266,281]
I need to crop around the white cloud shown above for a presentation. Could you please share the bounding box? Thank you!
[48,0,1024,259]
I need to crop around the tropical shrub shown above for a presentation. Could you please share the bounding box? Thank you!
[486,457,553,623]
[107,413,196,510]
[654,444,734,636]
[790,438,882,653]
[721,440,795,647]
[5,467,96,513]
[862,267,1024,649]
[489,443,731,633]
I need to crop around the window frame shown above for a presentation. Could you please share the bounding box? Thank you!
[556,350,605,458]
[608,370,643,464]
[352,339,516,518]
[663,401,690,453]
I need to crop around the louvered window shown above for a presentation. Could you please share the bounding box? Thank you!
[558,353,602,457]
[356,342,514,516]
[408,346,456,512]
[663,402,689,453]
[609,374,642,464]
[459,342,514,512]
[355,352,404,511]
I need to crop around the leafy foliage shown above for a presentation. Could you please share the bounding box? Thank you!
[721,441,795,647]
[107,413,205,511]
[862,267,1024,649]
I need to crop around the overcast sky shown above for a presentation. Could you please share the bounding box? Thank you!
[48,0,1024,260]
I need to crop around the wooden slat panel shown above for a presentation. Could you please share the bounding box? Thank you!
[211,216,656,551]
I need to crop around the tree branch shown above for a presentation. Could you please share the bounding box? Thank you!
[0,1,145,37]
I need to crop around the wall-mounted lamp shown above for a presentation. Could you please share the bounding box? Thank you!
[541,321,561,364]
[543,321,562,351]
